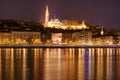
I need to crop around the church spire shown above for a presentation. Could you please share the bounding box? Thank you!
[101,26,104,35]
[45,5,49,27]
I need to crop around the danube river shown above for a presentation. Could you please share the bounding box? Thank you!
[0,48,120,80]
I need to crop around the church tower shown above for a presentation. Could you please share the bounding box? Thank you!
[45,5,49,27]
[100,26,104,35]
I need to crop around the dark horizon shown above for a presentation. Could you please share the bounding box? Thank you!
[0,0,120,29]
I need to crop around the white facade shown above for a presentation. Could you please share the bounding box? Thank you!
[52,33,62,44]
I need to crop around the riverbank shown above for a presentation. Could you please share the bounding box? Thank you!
[0,44,120,48]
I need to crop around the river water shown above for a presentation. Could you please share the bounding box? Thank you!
[0,48,120,80]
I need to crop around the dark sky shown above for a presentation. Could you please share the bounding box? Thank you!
[0,0,120,28]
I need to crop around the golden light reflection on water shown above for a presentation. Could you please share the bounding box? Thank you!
[0,49,1,80]
[10,48,14,80]
[22,48,27,80]
[0,48,120,80]
[34,48,41,80]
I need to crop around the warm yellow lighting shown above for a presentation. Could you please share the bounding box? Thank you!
[46,19,89,30]
[45,5,49,27]
[44,5,89,30]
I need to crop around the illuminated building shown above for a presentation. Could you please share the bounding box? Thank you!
[47,19,64,29]
[92,28,120,45]
[11,31,41,45]
[0,20,41,45]
[44,5,92,45]
[93,34,115,45]
[72,30,92,45]
[51,32,73,44]
[0,32,11,44]
[0,31,41,45]
[52,33,62,44]
[44,5,89,30]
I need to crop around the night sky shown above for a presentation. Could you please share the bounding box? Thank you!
[0,0,120,29]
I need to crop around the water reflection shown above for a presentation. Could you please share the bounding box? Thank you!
[0,48,120,80]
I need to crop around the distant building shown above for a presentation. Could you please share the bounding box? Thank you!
[51,32,73,44]
[72,29,92,45]
[41,32,51,43]
[0,32,11,44]
[0,31,41,45]
[0,19,42,45]
[93,34,114,45]
[117,32,120,44]
[62,32,73,44]
[52,33,62,44]
[12,31,41,45]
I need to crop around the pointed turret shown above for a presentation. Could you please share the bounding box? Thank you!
[100,26,104,35]
[81,20,88,29]
[81,20,85,25]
